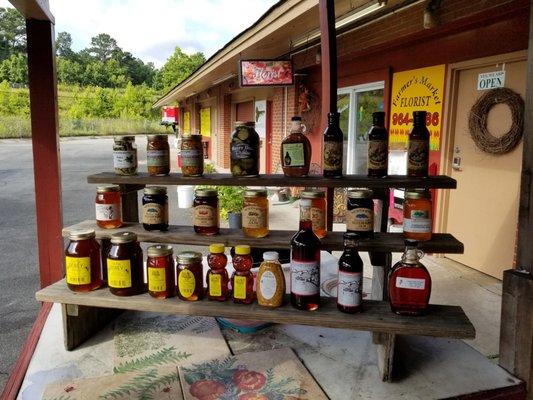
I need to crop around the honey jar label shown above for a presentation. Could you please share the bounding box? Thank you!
[311,207,325,230]
[95,203,120,221]
[404,210,431,233]
[148,267,166,292]
[368,140,388,170]
[290,260,319,296]
[147,149,170,167]
[234,275,247,299]
[407,139,429,171]
[209,274,222,297]
[323,141,343,171]
[179,269,196,298]
[243,205,266,229]
[396,276,426,290]
[107,259,132,288]
[65,256,91,285]
[346,208,373,232]
[113,150,137,168]
[193,205,216,227]
[337,271,362,307]
[142,203,167,225]
[259,270,277,300]
[282,143,305,167]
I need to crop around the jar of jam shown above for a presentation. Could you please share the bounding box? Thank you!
[65,229,103,292]
[193,188,219,235]
[403,189,432,241]
[206,243,229,301]
[147,134,170,176]
[177,251,204,301]
[300,190,326,239]
[181,134,204,177]
[107,232,145,296]
[231,245,254,304]
[147,244,175,299]
[142,186,169,231]
[242,189,268,238]
[113,135,137,175]
[346,189,374,238]
[230,121,260,177]
[95,185,122,229]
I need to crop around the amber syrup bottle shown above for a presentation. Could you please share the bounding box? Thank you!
[407,111,430,177]
[231,245,254,304]
[388,240,432,315]
[290,206,321,310]
[337,233,363,313]
[280,116,312,177]
[367,111,389,177]
[206,243,229,301]
[322,112,343,178]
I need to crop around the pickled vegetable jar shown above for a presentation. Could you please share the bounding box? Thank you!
[180,134,204,177]
[230,121,260,177]
[113,135,137,175]
[147,134,170,176]
[65,229,103,292]
[177,251,204,301]
[242,189,268,238]
[95,184,122,229]
[193,188,219,235]
[147,244,175,299]
[107,232,145,296]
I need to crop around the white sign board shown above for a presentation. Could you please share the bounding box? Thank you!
[254,100,267,139]
[477,70,506,91]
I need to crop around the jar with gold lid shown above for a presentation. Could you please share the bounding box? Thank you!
[193,188,219,235]
[147,134,170,176]
[95,184,122,229]
[177,251,204,301]
[180,134,204,177]
[147,244,175,299]
[346,189,374,238]
[403,189,432,241]
[142,186,169,231]
[113,135,137,175]
[242,189,268,238]
[107,232,145,296]
[65,229,103,292]
[300,190,326,239]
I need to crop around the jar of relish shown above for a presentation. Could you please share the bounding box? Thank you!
[65,229,103,292]
[142,186,169,231]
[206,243,229,301]
[193,189,219,235]
[180,134,204,177]
[107,232,145,296]
[242,189,268,238]
[177,251,204,301]
[147,134,170,176]
[147,244,175,299]
[346,189,374,238]
[95,185,122,229]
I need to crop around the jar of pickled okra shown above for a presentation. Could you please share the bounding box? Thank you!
[242,189,268,238]
[95,184,122,229]
[113,135,137,175]
[142,186,169,231]
[147,244,175,299]
[193,188,219,235]
[180,134,204,177]
[107,232,145,296]
[65,229,103,292]
[177,251,204,301]
[147,134,170,176]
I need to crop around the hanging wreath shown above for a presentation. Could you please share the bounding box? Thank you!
[468,87,524,154]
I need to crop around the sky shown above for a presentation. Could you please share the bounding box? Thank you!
[1,0,278,67]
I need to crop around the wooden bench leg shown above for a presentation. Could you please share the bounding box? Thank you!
[373,332,396,382]
[62,304,121,351]
[371,252,392,301]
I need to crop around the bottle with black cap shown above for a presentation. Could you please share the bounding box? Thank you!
[407,111,430,177]
[322,112,343,178]
[367,111,389,177]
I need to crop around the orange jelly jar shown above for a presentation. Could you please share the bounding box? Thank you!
[95,185,122,229]
[403,189,432,241]
[300,190,326,238]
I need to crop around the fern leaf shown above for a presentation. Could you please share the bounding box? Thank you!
[113,347,191,373]
[99,369,158,399]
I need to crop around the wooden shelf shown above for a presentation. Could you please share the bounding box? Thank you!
[63,220,464,253]
[36,279,475,339]
[87,172,457,189]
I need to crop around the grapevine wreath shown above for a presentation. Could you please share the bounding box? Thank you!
[468,87,524,154]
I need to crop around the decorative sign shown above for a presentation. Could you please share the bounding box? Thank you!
[239,60,293,87]
[183,111,191,134]
[477,70,505,91]
[161,106,179,124]
[389,64,446,151]
[200,108,211,137]
[254,100,267,138]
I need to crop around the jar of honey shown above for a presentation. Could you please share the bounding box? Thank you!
[177,251,204,301]
[242,189,268,238]
[147,244,175,299]
[193,189,219,235]
[403,189,432,241]
[147,134,170,176]
[300,190,326,238]
[231,245,254,304]
[206,243,229,301]
[95,185,122,229]
[65,229,103,292]
[107,232,145,296]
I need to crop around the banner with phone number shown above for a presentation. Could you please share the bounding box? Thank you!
[389,64,445,151]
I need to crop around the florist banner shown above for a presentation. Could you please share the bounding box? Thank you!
[389,64,446,151]
[240,60,293,87]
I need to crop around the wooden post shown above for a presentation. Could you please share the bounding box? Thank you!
[319,0,338,116]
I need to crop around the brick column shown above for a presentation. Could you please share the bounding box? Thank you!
[218,93,232,169]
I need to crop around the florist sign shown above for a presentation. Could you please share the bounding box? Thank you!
[239,60,293,87]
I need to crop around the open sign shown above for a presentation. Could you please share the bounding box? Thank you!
[477,71,506,91]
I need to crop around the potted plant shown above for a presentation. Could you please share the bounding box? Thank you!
[218,186,245,229]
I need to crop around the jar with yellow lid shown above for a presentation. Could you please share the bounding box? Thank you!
[65,229,103,292]
[206,243,229,301]
[231,245,254,304]
[242,189,269,238]
[177,251,204,301]
[403,189,432,241]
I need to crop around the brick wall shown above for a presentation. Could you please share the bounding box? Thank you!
[217,92,232,169]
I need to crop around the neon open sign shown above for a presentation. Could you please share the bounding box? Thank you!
[239,60,294,87]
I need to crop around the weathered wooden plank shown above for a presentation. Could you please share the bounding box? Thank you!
[37,280,476,339]
[118,184,141,223]
[371,253,393,301]
[374,332,396,382]
[62,220,465,254]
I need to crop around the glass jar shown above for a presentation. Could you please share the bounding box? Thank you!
[230,121,260,177]
[206,243,229,301]
[113,135,137,175]
[107,232,145,296]
[180,134,204,177]
[231,245,254,304]
[193,188,219,235]
[403,189,432,241]
[147,244,175,299]
[281,116,311,177]
[147,134,170,176]
[242,189,268,238]
[65,229,103,292]
[142,186,169,231]
[300,190,326,239]
[95,184,122,229]
[177,251,204,301]
[346,189,374,238]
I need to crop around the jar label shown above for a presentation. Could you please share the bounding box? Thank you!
[300,203,311,221]
[282,143,305,167]
[181,149,202,167]
[290,259,320,296]
[209,274,222,297]
[95,203,120,221]
[142,202,167,225]
[395,276,426,290]
[179,269,196,298]
[368,140,388,170]
[113,150,137,168]
[231,142,256,160]
[65,256,91,285]
[147,149,170,167]
[323,141,343,171]
[404,210,431,233]
[107,259,132,288]
[311,207,325,231]
[337,271,362,307]
[346,207,374,232]
[408,139,429,172]
[148,267,166,292]
[234,275,247,299]
[259,270,277,300]
[242,205,267,229]
[193,205,217,227]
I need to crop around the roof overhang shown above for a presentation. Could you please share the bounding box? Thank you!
[9,0,55,23]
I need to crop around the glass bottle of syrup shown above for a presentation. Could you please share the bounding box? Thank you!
[322,112,343,178]
[281,116,311,177]
[337,233,363,313]
[407,111,430,177]
[367,111,389,177]
[388,240,432,315]
[290,202,321,310]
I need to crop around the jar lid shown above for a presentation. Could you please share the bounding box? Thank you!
[263,251,279,261]
[235,245,251,255]
[147,134,169,141]
[97,184,120,193]
[182,134,202,141]
[68,229,96,240]
[347,188,373,199]
[301,190,325,199]
[110,231,137,244]
[147,244,173,257]
[209,243,225,254]
[177,251,202,264]
[405,189,431,199]
[291,116,302,121]
[144,186,167,195]
[195,188,217,197]
[114,135,135,141]
[244,189,267,198]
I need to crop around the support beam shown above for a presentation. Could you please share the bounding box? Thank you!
[319,0,338,117]
[9,0,54,22]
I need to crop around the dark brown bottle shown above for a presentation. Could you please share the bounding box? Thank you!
[281,116,312,177]
[322,112,343,178]
[337,233,363,313]
[407,111,430,177]
[367,112,388,177]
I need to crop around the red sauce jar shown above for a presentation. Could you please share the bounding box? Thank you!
[193,189,219,235]
[95,185,122,229]
[65,229,104,292]
[206,243,229,301]
[147,244,175,299]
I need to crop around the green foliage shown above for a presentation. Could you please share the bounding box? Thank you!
[199,184,244,220]
[0,7,26,61]
[154,47,205,91]
[113,346,191,374]
[0,53,27,84]
[0,80,29,116]
[88,33,119,61]
[56,31,74,59]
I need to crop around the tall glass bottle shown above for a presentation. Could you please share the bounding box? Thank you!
[281,116,311,177]
[367,111,389,177]
[407,111,430,177]
[337,233,363,313]
[322,112,343,178]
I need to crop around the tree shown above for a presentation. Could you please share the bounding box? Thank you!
[0,7,26,61]
[57,58,83,85]
[56,31,74,58]
[0,53,27,84]
[112,49,156,86]
[154,47,205,91]
[88,33,120,61]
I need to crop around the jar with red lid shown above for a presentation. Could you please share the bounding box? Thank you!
[147,244,175,299]
[206,243,229,301]
[193,188,219,235]
[147,134,170,176]
[107,232,145,296]
[65,229,104,292]
[403,189,432,241]
[95,185,122,229]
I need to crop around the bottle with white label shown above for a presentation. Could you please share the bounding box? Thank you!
[337,233,363,313]
[280,116,311,177]
[257,252,285,308]
[388,239,432,315]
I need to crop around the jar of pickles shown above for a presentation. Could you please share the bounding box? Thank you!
[147,244,175,299]
[346,189,374,238]
[65,229,103,292]
[107,232,145,296]
[95,185,122,229]
[142,187,169,231]
[300,190,326,238]
[113,136,137,175]
[242,189,268,238]
[177,251,204,301]
[147,134,170,176]
[180,134,204,177]
[230,121,260,177]
[193,189,219,235]
[403,189,432,241]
